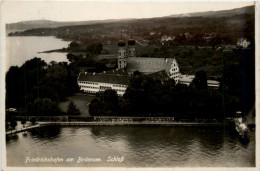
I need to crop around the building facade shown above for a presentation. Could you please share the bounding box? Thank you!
[77,72,130,96]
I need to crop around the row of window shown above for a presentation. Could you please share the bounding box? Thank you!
[78,81,98,85]
[170,72,179,76]
[113,89,125,92]
[80,85,98,89]
[118,52,126,56]
[84,90,97,94]
[172,76,179,80]
[80,85,126,92]
[171,64,177,67]
[118,61,126,65]
[113,84,127,88]
[171,67,178,72]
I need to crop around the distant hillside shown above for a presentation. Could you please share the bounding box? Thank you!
[7,5,255,46]
[6,5,254,31]
[169,5,254,18]
[6,19,136,31]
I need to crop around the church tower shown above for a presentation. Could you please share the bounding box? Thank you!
[127,39,136,57]
[117,40,127,69]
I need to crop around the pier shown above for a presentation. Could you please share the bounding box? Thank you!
[6,124,44,135]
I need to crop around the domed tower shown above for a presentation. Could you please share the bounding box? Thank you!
[117,40,127,69]
[128,39,136,57]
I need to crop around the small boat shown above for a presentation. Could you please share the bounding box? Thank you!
[233,117,249,142]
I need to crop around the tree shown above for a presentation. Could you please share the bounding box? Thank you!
[89,98,102,116]
[67,101,80,115]
[30,98,61,116]
[67,53,79,63]
[21,118,26,127]
[191,70,208,90]
[10,119,17,129]
[102,89,119,115]
[6,58,47,108]
[69,41,80,48]
[86,43,103,54]
[30,117,36,125]
[133,70,141,76]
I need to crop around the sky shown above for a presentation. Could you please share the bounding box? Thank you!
[1,1,255,24]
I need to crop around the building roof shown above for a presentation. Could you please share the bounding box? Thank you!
[179,75,195,83]
[118,40,126,46]
[179,74,220,86]
[105,68,129,75]
[78,72,131,85]
[147,70,169,80]
[127,57,174,74]
[207,80,220,85]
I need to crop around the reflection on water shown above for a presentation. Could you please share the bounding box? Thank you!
[30,126,61,139]
[6,126,255,167]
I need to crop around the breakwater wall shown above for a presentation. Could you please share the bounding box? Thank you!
[39,121,226,127]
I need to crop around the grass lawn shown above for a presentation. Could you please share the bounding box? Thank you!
[59,94,96,117]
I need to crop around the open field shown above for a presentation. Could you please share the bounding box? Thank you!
[59,94,96,117]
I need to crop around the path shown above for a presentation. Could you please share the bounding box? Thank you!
[6,124,42,135]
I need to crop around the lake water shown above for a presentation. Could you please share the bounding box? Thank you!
[6,125,255,167]
[6,36,70,72]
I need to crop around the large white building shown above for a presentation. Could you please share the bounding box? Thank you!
[78,71,130,96]
[78,38,181,95]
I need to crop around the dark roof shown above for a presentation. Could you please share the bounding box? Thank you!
[78,72,131,85]
[105,69,129,75]
[147,70,169,80]
[128,39,136,46]
[127,57,173,74]
[118,40,126,46]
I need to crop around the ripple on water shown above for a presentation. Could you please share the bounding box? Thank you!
[6,126,255,167]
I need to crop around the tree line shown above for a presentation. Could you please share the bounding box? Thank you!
[6,47,254,123]
[89,48,255,120]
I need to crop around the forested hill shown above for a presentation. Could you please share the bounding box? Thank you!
[7,5,254,30]
[7,5,254,44]
[6,18,136,31]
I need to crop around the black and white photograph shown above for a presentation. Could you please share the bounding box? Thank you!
[1,1,259,170]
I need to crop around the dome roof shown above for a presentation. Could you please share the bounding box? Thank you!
[128,39,136,46]
[118,40,126,46]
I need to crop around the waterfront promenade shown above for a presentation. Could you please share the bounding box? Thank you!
[6,121,225,135]
[6,116,233,135]
[38,121,224,126]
